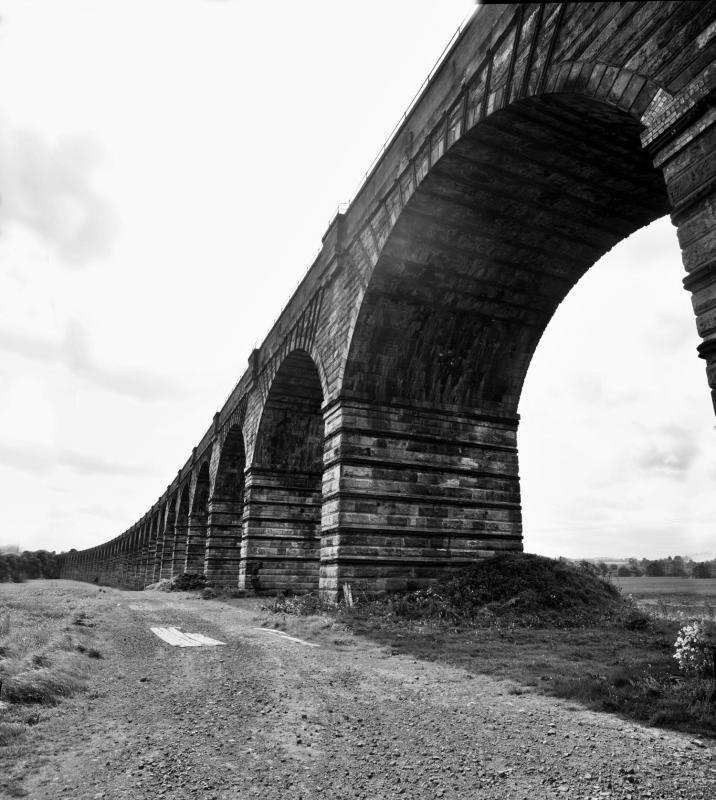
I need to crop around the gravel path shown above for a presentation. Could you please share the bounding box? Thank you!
[11,584,716,799]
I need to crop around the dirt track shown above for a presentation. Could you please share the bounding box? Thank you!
[4,582,716,799]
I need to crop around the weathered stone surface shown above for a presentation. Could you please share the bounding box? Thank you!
[58,2,716,599]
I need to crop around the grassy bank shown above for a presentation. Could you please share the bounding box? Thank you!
[265,554,716,739]
[0,582,105,797]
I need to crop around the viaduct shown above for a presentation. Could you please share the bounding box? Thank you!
[58,2,716,599]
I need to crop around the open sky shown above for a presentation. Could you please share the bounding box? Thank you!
[0,1,714,561]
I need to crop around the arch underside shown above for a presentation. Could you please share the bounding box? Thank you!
[172,487,190,577]
[245,350,324,592]
[206,426,246,587]
[186,462,210,574]
[344,95,670,411]
[158,498,176,580]
[331,94,671,592]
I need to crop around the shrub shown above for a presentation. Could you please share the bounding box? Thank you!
[674,621,713,676]
[145,579,173,592]
[264,592,331,616]
[170,573,207,591]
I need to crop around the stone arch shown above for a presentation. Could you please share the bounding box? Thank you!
[136,519,149,588]
[243,348,325,593]
[255,292,331,410]
[343,91,668,410]
[206,425,246,588]
[120,530,131,586]
[141,515,154,587]
[333,56,669,389]
[172,485,191,576]
[189,461,211,515]
[332,88,672,593]
[157,498,173,580]
[147,510,162,586]
[126,527,136,587]
[186,462,210,574]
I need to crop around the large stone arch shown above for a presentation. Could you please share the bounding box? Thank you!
[343,90,669,408]
[242,348,325,593]
[206,424,246,588]
[330,80,679,593]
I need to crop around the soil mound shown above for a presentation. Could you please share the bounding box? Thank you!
[144,573,207,592]
[382,553,629,627]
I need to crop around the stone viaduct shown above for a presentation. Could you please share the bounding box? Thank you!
[58,2,716,599]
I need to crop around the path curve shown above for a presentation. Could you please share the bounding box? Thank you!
[12,584,716,799]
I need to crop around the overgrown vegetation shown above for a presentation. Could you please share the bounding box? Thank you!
[264,553,716,738]
[146,573,208,592]
[0,549,60,583]
[0,585,104,795]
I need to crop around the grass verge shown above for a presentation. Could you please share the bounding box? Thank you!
[0,584,104,796]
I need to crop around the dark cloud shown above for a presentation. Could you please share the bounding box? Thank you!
[0,321,176,401]
[0,125,114,267]
[637,424,699,477]
[0,441,146,477]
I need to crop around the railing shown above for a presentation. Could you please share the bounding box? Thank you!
[334,6,477,217]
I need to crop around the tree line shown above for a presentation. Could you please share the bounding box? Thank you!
[0,549,60,583]
[1,549,714,583]
[591,555,716,579]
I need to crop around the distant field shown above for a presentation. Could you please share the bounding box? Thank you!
[614,577,716,596]
[613,577,716,621]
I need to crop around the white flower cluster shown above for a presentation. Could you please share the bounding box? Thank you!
[673,621,710,676]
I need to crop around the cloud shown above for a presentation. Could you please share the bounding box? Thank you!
[56,449,146,477]
[642,310,700,355]
[0,320,176,401]
[64,320,177,400]
[636,424,699,477]
[0,442,54,474]
[0,441,146,477]
[76,504,128,521]
[0,327,60,363]
[0,125,114,266]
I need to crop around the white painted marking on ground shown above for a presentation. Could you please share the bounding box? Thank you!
[183,632,226,646]
[150,627,225,647]
[151,627,200,647]
[253,627,319,647]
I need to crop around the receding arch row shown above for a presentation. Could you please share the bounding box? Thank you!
[57,2,716,598]
[59,350,324,592]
